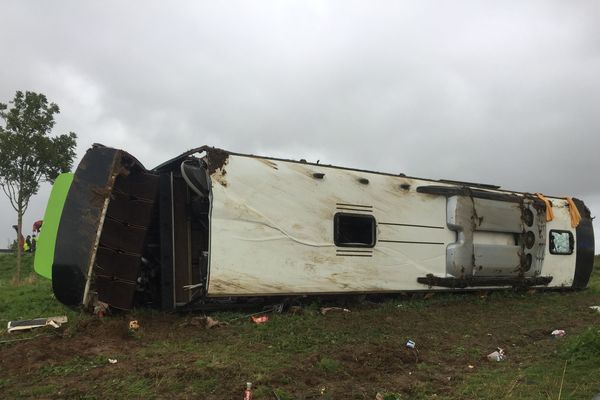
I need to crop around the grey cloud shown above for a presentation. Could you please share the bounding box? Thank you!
[0,0,598,249]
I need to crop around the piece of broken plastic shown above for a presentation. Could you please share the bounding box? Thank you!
[320,307,351,315]
[205,316,222,329]
[590,306,600,313]
[406,339,416,349]
[7,316,68,333]
[108,358,118,364]
[551,329,566,337]
[251,315,269,324]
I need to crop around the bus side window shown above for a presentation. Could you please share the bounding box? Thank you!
[549,230,574,255]
[334,213,376,248]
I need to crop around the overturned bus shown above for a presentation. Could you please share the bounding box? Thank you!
[34,144,595,311]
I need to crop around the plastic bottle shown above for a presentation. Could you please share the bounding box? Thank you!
[243,382,252,400]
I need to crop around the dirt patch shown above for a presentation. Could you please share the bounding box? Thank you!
[1,291,600,399]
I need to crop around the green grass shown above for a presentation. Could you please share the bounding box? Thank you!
[455,254,600,400]
[0,253,599,399]
[40,355,108,376]
[588,254,600,293]
[0,253,80,330]
[561,326,600,360]
[316,357,342,373]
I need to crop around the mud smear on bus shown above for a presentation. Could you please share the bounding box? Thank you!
[206,148,229,174]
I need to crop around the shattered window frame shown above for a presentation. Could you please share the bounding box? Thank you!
[549,230,574,255]
[334,212,376,248]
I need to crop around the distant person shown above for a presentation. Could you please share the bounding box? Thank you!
[33,220,43,233]
[25,235,31,253]
[31,234,37,253]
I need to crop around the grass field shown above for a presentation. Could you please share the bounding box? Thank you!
[0,253,599,399]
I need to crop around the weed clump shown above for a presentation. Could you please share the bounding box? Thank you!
[561,327,600,360]
[316,357,341,372]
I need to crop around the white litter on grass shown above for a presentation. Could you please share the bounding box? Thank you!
[108,358,118,364]
[589,306,600,313]
[487,348,506,362]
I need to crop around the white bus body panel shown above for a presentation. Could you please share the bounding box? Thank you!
[206,154,576,296]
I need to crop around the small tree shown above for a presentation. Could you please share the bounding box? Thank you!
[0,91,77,283]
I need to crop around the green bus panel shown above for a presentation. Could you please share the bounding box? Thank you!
[34,173,74,279]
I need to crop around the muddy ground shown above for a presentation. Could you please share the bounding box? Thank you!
[1,288,600,399]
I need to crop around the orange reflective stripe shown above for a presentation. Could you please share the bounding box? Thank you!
[535,193,554,222]
[565,197,582,228]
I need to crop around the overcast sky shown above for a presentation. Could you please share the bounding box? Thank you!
[0,1,598,252]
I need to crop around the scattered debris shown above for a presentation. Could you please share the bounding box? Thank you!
[226,304,284,323]
[128,320,140,331]
[7,316,68,333]
[205,316,223,329]
[467,365,475,369]
[375,393,385,400]
[590,306,600,313]
[320,307,350,315]
[108,358,118,364]
[93,301,109,318]
[189,316,227,329]
[404,339,420,363]
[243,382,253,400]
[551,329,566,337]
[487,348,506,362]
[251,315,269,324]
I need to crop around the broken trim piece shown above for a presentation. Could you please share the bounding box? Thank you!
[7,316,68,333]
[82,171,118,308]
[416,185,525,203]
[416,274,553,288]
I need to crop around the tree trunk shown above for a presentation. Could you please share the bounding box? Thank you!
[15,209,22,284]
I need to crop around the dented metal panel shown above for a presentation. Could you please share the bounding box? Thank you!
[473,244,521,276]
[203,150,585,294]
[206,154,452,296]
[472,199,522,233]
